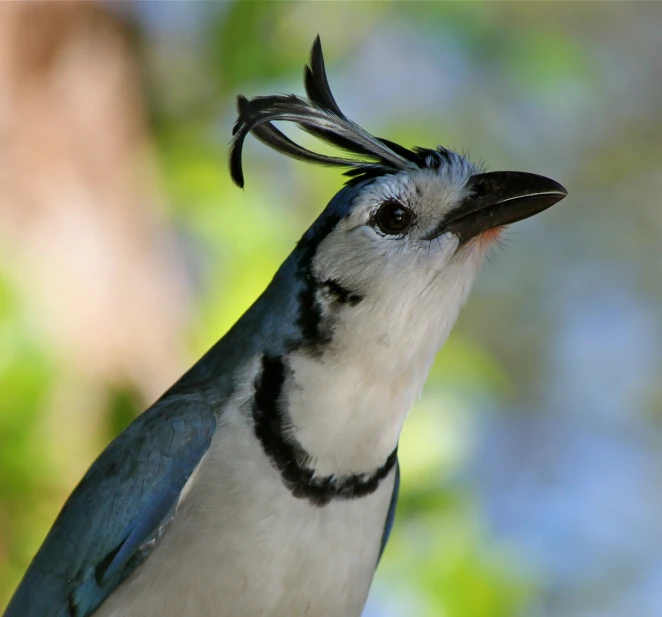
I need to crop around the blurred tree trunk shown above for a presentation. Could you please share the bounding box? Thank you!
[0,2,191,473]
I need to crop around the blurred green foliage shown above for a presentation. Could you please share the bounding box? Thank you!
[0,269,58,601]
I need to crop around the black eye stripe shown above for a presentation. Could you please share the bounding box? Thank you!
[372,200,414,235]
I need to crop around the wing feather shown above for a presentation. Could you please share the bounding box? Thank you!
[3,394,217,617]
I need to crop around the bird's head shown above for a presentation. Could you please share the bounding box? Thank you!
[230,37,567,368]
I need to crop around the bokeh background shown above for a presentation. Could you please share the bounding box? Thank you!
[1,3,661,616]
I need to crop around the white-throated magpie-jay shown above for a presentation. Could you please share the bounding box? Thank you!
[4,36,566,617]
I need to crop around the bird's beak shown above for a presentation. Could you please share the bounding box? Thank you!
[437,171,568,243]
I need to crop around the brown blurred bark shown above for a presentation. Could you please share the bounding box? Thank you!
[0,2,193,483]
[0,2,191,402]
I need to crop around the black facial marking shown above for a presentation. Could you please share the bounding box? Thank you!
[292,214,342,355]
[296,277,330,347]
[321,279,363,306]
[252,354,397,507]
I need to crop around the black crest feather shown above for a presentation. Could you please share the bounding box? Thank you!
[230,36,429,188]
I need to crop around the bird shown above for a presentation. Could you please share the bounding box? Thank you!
[3,36,567,617]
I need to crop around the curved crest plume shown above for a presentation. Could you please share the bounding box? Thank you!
[229,36,422,188]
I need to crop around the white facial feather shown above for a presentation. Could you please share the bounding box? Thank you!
[285,161,494,477]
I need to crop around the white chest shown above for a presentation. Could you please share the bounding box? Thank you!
[94,405,395,617]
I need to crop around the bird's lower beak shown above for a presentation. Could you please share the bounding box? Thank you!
[435,171,568,244]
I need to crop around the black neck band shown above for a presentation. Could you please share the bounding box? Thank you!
[251,354,397,507]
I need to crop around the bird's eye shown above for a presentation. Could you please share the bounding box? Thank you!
[373,201,414,235]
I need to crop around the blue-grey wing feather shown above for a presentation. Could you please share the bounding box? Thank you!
[3,393,217,617]
[377,459,399,564]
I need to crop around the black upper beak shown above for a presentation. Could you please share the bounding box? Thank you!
[429,171,568,243]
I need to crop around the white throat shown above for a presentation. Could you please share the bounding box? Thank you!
[283,247,483,478]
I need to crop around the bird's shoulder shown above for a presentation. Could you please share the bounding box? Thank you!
[3,391,219,617]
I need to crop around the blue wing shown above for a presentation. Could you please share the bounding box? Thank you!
[3,392,217,617]
[377,459,400,565]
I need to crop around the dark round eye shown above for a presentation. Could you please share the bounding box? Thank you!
[373,201,414,235]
